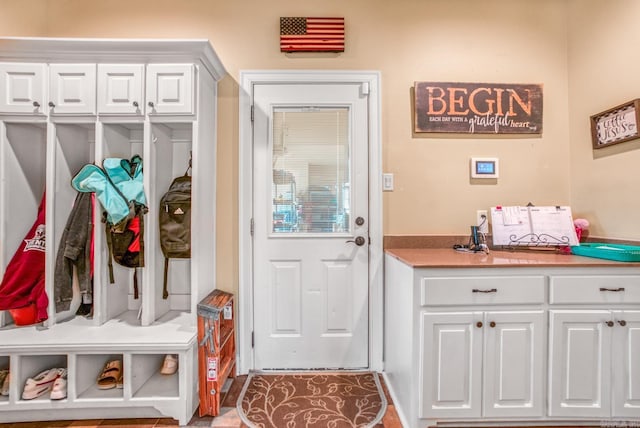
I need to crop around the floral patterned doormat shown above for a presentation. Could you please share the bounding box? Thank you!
[237,371,387,428]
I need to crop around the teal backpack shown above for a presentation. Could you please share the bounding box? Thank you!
[72,156,148,298]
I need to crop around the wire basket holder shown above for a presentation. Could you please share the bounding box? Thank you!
[506,232,572,247]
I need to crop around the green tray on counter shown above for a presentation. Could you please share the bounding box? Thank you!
[571,243,640,262]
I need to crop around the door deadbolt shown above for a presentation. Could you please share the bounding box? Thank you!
[355,216,365,226]
[346,236,366,246]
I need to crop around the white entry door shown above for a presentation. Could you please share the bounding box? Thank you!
[252,82,369,369]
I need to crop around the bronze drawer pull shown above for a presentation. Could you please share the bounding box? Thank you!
[476,321,483,328]
[472,288,497,293]
[599,287,625,292]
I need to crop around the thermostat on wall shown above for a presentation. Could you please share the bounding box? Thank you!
[470,157,499,179]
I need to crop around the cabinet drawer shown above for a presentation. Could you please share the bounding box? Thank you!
[421,276,545,306]
[550,275,640,304]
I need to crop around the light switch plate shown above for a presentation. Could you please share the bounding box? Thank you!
[383,173,394,191]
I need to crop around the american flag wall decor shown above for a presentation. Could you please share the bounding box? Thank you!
[280,17,345,52]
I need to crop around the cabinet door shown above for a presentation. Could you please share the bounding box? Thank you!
[49,64,96,114]
[611,310,640,418]
[483,311,544,417]
[420,311,482,418]
[0,63,46,114]
[97,64,144,115]
[549,310,611,417]
[146,64,194,115]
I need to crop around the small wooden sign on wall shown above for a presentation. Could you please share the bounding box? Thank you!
[590,99,640,149]
[414,81,543,134]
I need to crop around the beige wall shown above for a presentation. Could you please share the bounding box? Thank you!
[0,0,47,35]
[2,0,635,294]
[567,0,640,240]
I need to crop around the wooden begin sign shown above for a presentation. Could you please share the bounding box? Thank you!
[414,81,543,134]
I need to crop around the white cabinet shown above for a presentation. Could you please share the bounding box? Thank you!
[549,274,640,420]
[0,63,46,113]
[420,311,482,418]
[97,64,144,115]
[420,310,544,419]
[0,38,226,425]
[146,64,194,115]
[612,310,640,417]
[384,253,640,428]
[0,61,195,117]
[482,310,544,417]
[549,310,611,417]
[549,309,640,418]
[49,64,96,115]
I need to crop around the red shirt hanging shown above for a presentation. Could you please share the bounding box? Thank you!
[0,194,48,323]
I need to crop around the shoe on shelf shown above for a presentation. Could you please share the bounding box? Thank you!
[160,354,178,375]
[22,367,63,400]
[1,371,9,396]
[116,365,123,389]
[97,359,122,390]
[0,369,8,396]
[50,368,67,400]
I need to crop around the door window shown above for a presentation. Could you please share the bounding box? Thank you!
[271,107,350,234]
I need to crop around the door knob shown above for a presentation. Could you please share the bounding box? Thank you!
[148,101,155,108]
[606,321,614,327]
[32,101,40,108]
[618,320,627,327]
[355,216,365,226]
[346,236,366,246]
[48,101,55,108]
[133,101,139,107]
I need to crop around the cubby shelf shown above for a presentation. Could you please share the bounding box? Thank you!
[0,38,226,425]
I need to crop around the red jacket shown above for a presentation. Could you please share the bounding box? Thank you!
[0,194,48,322]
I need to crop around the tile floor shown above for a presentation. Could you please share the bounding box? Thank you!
[0,374,403,428]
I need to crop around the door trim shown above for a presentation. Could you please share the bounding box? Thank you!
[238,70,383,374]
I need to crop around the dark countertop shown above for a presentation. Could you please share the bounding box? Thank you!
[385,247,640,268]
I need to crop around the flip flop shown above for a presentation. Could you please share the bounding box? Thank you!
[97,360,121,390]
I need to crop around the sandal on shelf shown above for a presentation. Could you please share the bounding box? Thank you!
[50,368,67,400]
[116,367,123,389]
[0,370,8,391]
[97,360,122,390]
[22,368,63,400]
[1,371,9,396]
[160,354,178,375]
